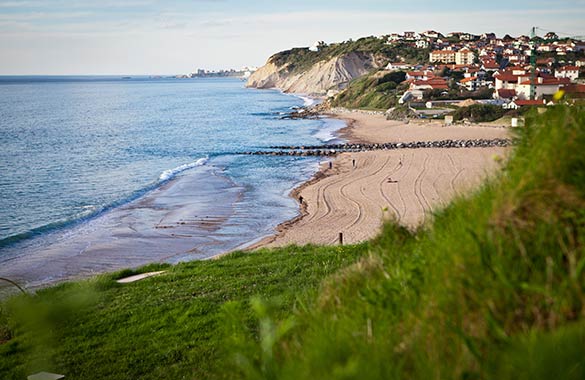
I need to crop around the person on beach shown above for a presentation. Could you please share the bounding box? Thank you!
[352,159,356,168]
[299,196,304,205]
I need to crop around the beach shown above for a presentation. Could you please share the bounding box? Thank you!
[0,77,327,290]
[255,111,511,248]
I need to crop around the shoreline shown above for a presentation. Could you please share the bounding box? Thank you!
[0,102,510,292]
[249,109,511,249]
[0,109,336,292]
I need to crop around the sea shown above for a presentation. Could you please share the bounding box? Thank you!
[0,76,345,289]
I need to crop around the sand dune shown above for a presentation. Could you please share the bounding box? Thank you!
[257,112,510,248]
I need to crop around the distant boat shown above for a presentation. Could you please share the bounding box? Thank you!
[121,76,132,80]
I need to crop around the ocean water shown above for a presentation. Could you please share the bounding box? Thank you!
[0,76,344,287]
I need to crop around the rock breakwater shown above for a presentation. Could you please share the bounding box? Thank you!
[242,138,512,157]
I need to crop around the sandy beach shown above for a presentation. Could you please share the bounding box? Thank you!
[256,111,510,248]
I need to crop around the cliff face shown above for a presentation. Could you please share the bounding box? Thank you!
[246,51,379,96]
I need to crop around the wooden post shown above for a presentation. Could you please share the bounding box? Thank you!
[339,232,343,245]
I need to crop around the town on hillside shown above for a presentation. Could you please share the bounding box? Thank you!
[380,29,585,109]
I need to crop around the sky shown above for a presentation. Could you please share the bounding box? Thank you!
[0,0,584,75]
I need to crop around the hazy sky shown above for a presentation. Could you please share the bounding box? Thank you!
[0,0,584,75]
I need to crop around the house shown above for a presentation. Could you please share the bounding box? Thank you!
[544,32,559,40]
[430,50,456,63]
[481,33,497,40]
[495,88,517,100]
[537,44,554,52]
[504,99,546,109]
[408,78,450,99]
[555,66,580,81]
[422,30,442,39]
[416,40,430,49]
[455,48,475,65]
[386,62,411,71]
[403,31,418,40]
[459,77,479,91]
[406,71,433,81]
[460,33,476,41]
[515,77,569,99]
[494,72,521,91]
[575,59,585,67]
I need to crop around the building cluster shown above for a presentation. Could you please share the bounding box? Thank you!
[183,66,258,79]
[384,30,585,107]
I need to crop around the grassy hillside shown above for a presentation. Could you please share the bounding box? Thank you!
[330,70,407,110]
[1,106,584,379]
[269,36,429,75]
[0,245,368,379]
[223,105,585,379]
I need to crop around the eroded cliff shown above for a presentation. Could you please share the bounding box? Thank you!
[246,51,380,96]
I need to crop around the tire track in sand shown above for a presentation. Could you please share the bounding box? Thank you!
[342,154,395,231]
[413,153,431,224]
[378,155,404,222]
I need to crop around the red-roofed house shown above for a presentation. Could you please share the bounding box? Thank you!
[406,71,433,81]
[482,60,500,71]
[515,77,569,99]
[409,78,449,99]
[495,71,567,99]
[459,76,478,91]
[495,88,517,100]
[504,99,546,109]
[459,76,491,91]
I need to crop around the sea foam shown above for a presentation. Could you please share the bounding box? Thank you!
[159,157,208,181]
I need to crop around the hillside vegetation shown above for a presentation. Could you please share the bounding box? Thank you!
[330,70,407,110]
[246,36,430,95]
[269,36,428,76]
[1,106,584,380]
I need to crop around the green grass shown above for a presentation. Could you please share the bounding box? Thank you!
[1,106,584,380]
[331,70,406,110]
[268,37,430,76]
[221,106,585,379]
[0,245,368,379]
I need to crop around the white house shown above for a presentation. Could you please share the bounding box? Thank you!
[386,62,411,71]
[421,30,441,39]
[515,77,566,99]
[416,40,430,49]
[406,71,432,81]
[504,99,546,109]
[555,66,580,81]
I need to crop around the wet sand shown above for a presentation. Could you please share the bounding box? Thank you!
[0,165,246,290]
[254,110,510,248]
